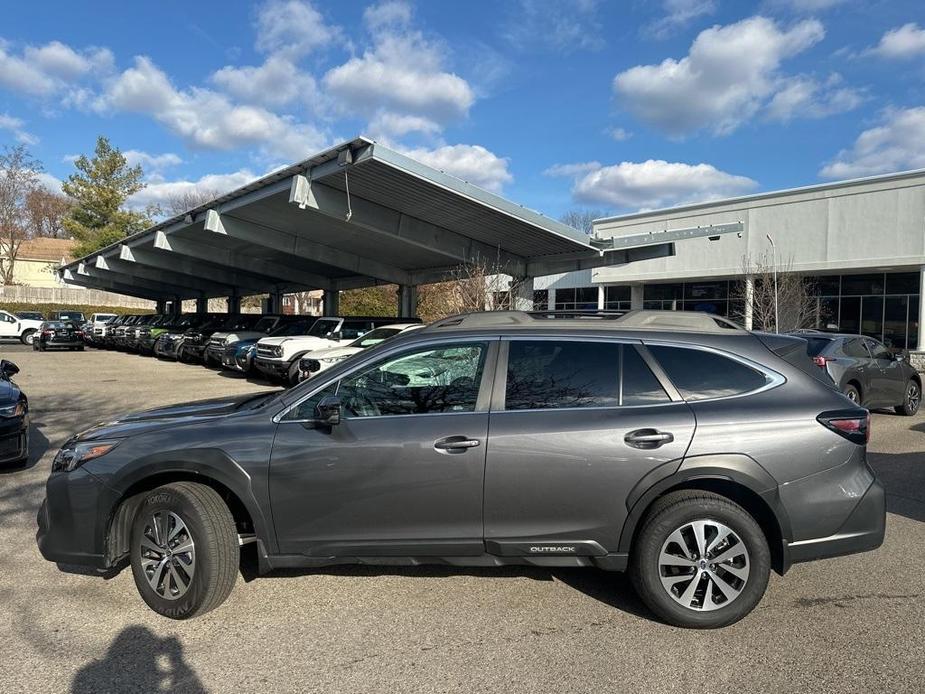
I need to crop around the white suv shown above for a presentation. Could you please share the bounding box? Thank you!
[0,309,43,345]
[254,316,410,384]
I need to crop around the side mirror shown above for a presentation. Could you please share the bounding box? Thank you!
[314,396,342,427]
[1,360,19,377]
[328,331,343,341]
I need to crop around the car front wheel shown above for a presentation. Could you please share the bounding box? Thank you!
[843,384,860,404]
[129,482,239,619]
[630,490,770,629]
[21,330,35,346]
[895,380,921,416]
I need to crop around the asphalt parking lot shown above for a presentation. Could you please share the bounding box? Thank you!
[1,342,923,693]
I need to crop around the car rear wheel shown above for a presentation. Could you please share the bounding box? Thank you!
[630,490,770,629]
[895,380,921,416]
[287,360,302,386]
[843,384,860,404]
[20,329,35,346]
[129,482,238,619]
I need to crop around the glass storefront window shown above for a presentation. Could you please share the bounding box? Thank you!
[644,283,683,300]
[684,281,727,300]
[886,272,920,295]
[860,295,883,339]
[555,287,598,311]
[842,274,885,296]
[910,296,920,351]
[883,296,909,350]
[839,296,860,334]
[532,290,548,310]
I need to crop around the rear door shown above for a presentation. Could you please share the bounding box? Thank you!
[483,338,695,557]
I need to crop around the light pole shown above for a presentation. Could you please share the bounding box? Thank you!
[766,233,779,333]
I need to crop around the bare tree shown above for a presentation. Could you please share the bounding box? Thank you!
[163,188,223,217]
[25,188,73,238]
[0,145,42,284]
[731,252,818,332]
[560,209,606,235]
[442,255,528,314]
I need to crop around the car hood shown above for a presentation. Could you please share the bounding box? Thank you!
[301,344,360,361]
[218,330,266,343]
[259,336,335,349]
[73,392,276,441]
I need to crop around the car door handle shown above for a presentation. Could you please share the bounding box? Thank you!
[434,436,481,453]
[624,429,674,449]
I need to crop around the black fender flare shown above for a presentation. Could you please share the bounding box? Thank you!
[618,453,792,557]
[110,447,275,554]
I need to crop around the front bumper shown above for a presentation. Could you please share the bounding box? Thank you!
[786,476,885,566]
[36,467,118,570]
[255,356,290,379]
[205,344,224,363]
[0,416,28,463]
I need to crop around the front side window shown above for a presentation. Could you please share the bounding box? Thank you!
[352,327,401,348]
[505,340,620,410]
[647,345,769,400]
[308,319,341,338]
[338,343,487,417]
[864,339,891,360]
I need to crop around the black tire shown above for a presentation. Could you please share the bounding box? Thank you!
[895,379,921,416]
[129,482,238,619]
[287,360,301,386]
[630,490,770,629]
[20,329,35,346]
[77,345,85,352]
[843,383,861,405]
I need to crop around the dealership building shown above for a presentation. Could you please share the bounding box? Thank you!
[536,168,925,356]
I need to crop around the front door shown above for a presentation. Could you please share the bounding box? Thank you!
[269,339,496,557]
[484,339,695,556]
[0,313,17,338]
[864,338,906,406]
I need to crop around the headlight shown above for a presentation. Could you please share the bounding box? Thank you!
[0,401,25,418]
[52,440,119,472]
[319,356,347,365]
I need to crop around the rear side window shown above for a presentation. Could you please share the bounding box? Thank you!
[506,340,620,410]
[842,339,869,358]
[803,337,833,357]
[622,346,670,405]
[647,345,769,400]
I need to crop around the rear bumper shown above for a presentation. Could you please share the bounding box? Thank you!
[786,476,885,565]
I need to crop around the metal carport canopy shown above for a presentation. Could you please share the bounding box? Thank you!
[59,136,743,302]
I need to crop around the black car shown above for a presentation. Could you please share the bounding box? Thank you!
[795,331,921,415]
[48,310,86,323]
[38,310,885,628]
[34,321,85,351]
[0,359,28,465]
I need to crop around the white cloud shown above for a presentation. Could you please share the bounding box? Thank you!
[323,5,474,133]
[254,0,342,58]
[211,55,316,107]
[776,0,847,10]
[99,57,328,160]
[820,107,925,179]
[645,0,717,39]
[0,40,111,98]
[0,113,37,145]
[544,161,603,177]
[614,16,830,137]
[400,144,513,193]
[363,0,413,30]
[368,112,441,138]
[609,127,632,141]
[504,0,605,53]
[866,23,925,60]
[122,150,183,172]
[552,159,757,210]
[766,73,865,121]
[128,169,258,210]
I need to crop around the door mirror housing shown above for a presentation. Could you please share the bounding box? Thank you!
[314,396,342,427]
[0,360,19,377]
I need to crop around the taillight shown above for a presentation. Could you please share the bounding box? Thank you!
[812,355,832,367]
[818,409,870,445]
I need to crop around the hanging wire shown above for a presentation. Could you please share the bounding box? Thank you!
[344,168,353,222]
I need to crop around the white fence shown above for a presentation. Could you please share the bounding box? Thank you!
[0,285,155,309]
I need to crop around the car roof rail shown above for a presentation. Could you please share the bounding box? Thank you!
[424,309,746,333]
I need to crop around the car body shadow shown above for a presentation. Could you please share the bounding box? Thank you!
[868,451,925,523]
[71,625,205,694]
[0,420,49,475]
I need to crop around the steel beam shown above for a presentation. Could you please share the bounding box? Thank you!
[77,262,205,299]
[61,268,165,301]
[290,176,528,274]
[94,254,241,297]
[117,244,277,295]
[204,210,411,287]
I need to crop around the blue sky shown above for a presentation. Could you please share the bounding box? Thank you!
[1,0,924,221]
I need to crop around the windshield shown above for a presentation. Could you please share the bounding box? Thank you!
[308,318,341,338]
[351,327,402,348]
[254,317,277,333]
[272,319,317,337]
[804,337,834,357]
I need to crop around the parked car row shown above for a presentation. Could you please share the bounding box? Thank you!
[84,311,423,385]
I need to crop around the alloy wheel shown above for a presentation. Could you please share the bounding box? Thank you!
[908,383,920,412]
[139,511,196,600]
[846,389,858,402]
[658,519,750,611]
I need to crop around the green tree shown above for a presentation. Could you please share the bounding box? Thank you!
[62,136,150,256]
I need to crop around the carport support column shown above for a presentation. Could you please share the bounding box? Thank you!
[744,275,755,331]
[397,284,418,318]
[512,276,534,311]
[227,293,241,314]
[323,289,339,316]
[630,285,644,311]
[196,297,208,314]
[266,290,283,314]
[156,299,166,314]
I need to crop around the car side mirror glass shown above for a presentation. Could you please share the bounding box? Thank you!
[314,396,342,427]
[1,360,19,377]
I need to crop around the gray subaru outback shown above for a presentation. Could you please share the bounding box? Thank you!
[37,310,884,628]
